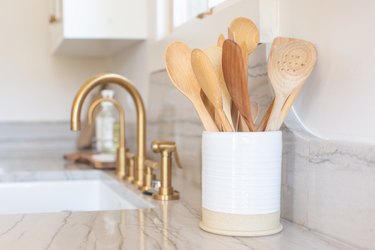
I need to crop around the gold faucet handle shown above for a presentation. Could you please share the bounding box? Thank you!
[125,151,135,159]
[142,159,159,194]
[144,159,159,170]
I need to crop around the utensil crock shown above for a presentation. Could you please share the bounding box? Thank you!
[200,131,283,236]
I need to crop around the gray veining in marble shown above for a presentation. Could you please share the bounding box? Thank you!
[281,127,375,249]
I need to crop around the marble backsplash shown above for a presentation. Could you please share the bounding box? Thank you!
[146,45,375,249]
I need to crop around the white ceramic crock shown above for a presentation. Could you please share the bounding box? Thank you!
[200,131,283,236]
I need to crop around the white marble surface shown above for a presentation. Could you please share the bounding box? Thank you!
[0,171,356,250]
[0,123,358,250]
[281,128,375,249]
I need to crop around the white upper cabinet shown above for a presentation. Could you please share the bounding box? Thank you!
[49,0,147,57]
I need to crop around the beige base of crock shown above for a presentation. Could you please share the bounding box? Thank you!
[200,207,283,236]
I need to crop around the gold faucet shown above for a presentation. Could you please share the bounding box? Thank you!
[87,97,126,179]
[71,73,147,187]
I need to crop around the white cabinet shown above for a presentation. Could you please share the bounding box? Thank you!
[49,0,147,57]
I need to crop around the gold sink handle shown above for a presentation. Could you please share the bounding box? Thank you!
[142,159,159,194]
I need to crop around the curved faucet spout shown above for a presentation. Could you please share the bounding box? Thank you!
[88,97,126,179]
[70,73,146,187]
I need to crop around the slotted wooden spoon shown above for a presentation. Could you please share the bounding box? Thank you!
[165,42,219,131]
[191,48,233,132]
[222,39,256,132]
[266,37,317,131]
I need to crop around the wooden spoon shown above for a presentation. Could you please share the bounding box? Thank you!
[204,46,234,129]
[191,48,234,132]
[266,37,317,131]
[165,42,219,131]
[222,39,256,132]
[229,17,259,71]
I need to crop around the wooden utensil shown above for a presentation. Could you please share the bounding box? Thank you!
[200,89,222,131]
[229,17,259,71]
[204,46,234,129]
[226,28,241,131]
[273,38,309,127]
[230,102,240,131]
[222,39,256,132]
[217,34,225,47]
[237,102,258,132]
[228,18,259,131]
[278,84,303,127]
[266,37,317,131]
[191,48,233,132]
[251,101,259,123]
[258,37,295,131]
[165,42,219,131]
[257,98,274,132]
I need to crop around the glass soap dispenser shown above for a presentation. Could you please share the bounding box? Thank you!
[95,89,120,154]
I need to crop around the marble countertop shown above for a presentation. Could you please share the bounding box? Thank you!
[0,122,356,250]
[0,169,356,250]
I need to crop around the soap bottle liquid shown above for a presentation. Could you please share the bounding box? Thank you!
[95,89,120,154]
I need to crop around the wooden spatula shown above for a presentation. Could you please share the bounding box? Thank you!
[222,39,256,132]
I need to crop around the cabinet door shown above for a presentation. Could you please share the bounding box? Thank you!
[63,0,147,39]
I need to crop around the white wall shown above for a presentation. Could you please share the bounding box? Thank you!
[108,42,150,124]
[0,0,110,122]
[279,0,375,144]
[107,0,152,124]
[3,0,374,145]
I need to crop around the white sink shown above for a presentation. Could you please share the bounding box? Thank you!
[0,171,153,215]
